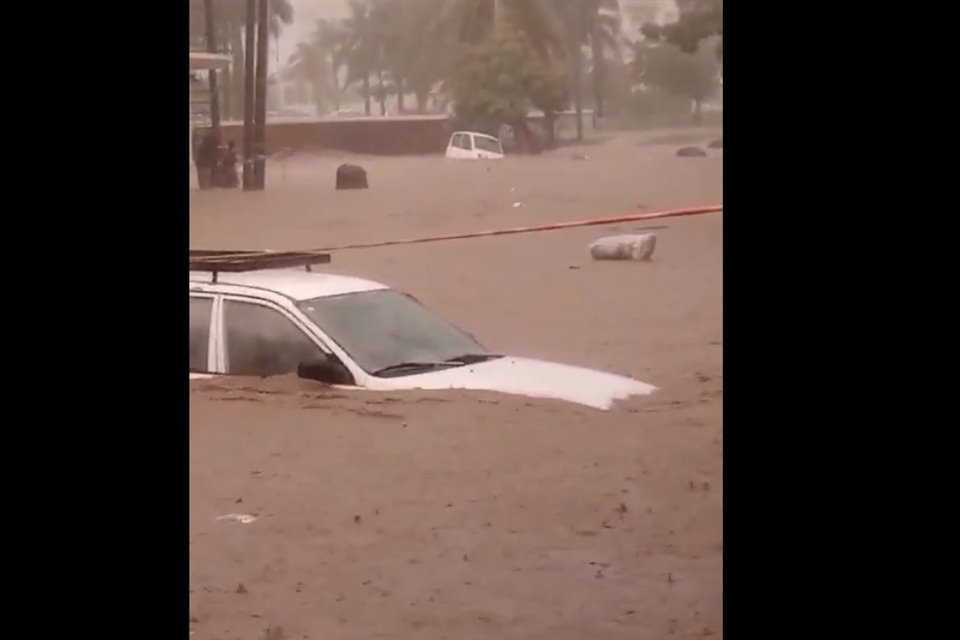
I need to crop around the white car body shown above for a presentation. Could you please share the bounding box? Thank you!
[189,269,655,410]
[445,131,505,160]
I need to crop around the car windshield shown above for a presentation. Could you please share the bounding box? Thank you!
[296,290,493,375]
[474,135,502,154]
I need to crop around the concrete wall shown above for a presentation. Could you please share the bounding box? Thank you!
[192,112,594,161]
[214,116,452,156]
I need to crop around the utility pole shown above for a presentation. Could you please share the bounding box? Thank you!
[242,0,256,190]
[203,0,222,144]
[253,0,270,189]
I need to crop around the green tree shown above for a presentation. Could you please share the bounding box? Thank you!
[588,0,624,119]
[432,0,566,61]
[311,18,351,112]
[528,62,570,148]
[285,42,331,114]
[340,0,378,115]
[285,18,354,115]
[555,1,593,141]
[189,0,294,120]
[633,40,718,123]
[641,0,722,60]
[369,1,450,114]
[450,31,567,151]
[397,11,454,113]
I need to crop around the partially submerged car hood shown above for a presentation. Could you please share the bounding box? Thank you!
[385,356,656,410]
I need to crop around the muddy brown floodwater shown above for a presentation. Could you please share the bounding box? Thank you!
[190,130,723,640]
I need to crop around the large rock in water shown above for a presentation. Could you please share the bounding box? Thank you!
[589,234,657,261]
[707,138,723,149]
[336,164,368,190]
[676,146,707,157]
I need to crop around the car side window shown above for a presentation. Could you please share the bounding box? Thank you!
[452,134,464,149]
[462,134,474,151]
[190,296,214,373]
[224,300,328,377]
[475,136,500,153]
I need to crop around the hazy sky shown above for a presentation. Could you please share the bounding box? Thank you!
[273,0,678,65]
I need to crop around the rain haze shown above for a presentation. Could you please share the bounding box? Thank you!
[189,0,723,638]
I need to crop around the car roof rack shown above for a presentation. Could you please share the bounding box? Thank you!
[190,249,332,283]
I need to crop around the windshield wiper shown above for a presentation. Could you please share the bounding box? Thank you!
[373,361,460,377]
[373,355,504,377]
[444,353,504,364]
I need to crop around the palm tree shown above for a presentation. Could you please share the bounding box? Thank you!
[285,42,330,114]
[369,1,395,115]
[431,0,566,61]
[394,3,455,113]
[340,0,377,115]
[588,0,625,120]
[642,0,722,58]
[311,19,350,112]
[551,0,623,138]
[189,0,294,120]
[556,1,595,141]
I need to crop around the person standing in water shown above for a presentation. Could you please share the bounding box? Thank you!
[218,141,239,188]
[195,133,218,190]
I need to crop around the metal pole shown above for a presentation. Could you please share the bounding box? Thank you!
[253,0,270,189]
[203,0,222,144]
[242,0,256,190]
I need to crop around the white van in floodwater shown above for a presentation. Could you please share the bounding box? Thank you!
[445,131,505,159]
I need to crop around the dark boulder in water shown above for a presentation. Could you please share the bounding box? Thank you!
[676,146,708,157]
[336,164,369,190]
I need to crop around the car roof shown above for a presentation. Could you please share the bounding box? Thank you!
[189,268,388,301]
[451,131,500,141]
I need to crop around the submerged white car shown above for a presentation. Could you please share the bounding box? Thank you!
[445,131,505,160]
[189,251,655,410]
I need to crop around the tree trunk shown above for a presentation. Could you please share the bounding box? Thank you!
[545,112,556,149]
[253,0,270,188]
[220,41,232,119]
[590,22,605,119]
[204,0,222,144]
[331,59,341,110]
[312,82,325,115]
[415,90,427,114]
[231,25,245,121]
[363,74,371,115]
[693,99,702,124]
[572,44,584,142]
[218,24,232,120]
[397,77,406,114]
[242,0,257,190]
[512,118,540,155]
[377,68,386,115]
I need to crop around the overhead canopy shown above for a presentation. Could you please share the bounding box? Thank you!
[189,52,231,71]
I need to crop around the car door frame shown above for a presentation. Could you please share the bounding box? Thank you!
[190,292,222,374]
[472,133,504,158]
[445,133,463,159]
[446,132,476,159]
[213,292,368,386]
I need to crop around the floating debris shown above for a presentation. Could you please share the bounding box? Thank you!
[215,513,257,524]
